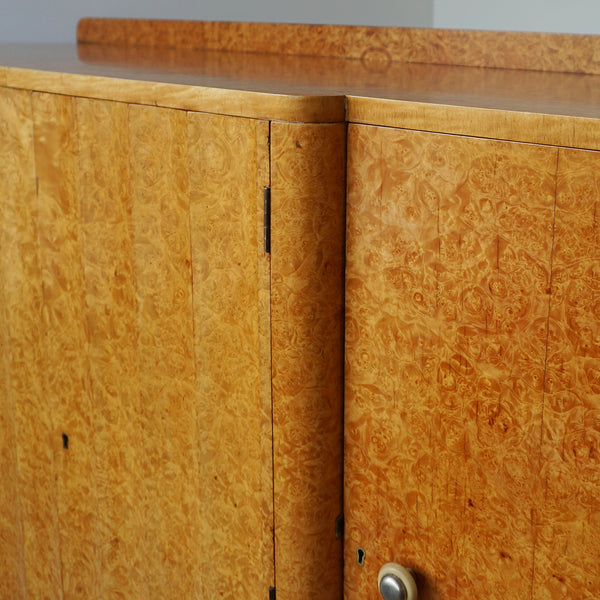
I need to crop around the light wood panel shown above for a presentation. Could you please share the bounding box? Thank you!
[1,86,276,599]
[73,102,274,599]
[270,121,346,600]
[0,86,64,600]
[32,91,103,600]
[346,97,600,153]
[75,42,600,119]
[188,112,274,599]
[533,148,600,599]
[77,18,600,75]
[5,37,600,148]
[344,124,559,599]
[74,43,600,152]
[1,58,345,124]
[0,86,29,600]
[76,97,149,599]
[129,102,203,598]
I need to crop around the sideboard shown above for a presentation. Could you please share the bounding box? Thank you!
[1,18,599,600]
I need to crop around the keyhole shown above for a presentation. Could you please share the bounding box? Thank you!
[357,547,366,567]
[62,433,69,450]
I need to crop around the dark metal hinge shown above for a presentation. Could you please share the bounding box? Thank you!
[335,512,345,539]
[269,586,276,600]
[263,186,271,254]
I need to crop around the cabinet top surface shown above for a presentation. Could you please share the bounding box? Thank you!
[2,20,600,148]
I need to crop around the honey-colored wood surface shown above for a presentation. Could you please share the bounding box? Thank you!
[74,43,600,122]
[0,87,275,599]
[344,124,577,599]
[32,91,103,599]
[0,44,345,123]
[0,87,63,600]
[77,97,150,600]
[77,18,600,75]
[79,40,600,99]
[76,43,600,151]
[4,36,600,147]
[270,121,346,600]
[346,97,600,153]
[0,86,32,600]
[188,111,274,599]
[533,148,600,599]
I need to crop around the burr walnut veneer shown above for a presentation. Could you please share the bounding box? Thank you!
[1,18,599,600]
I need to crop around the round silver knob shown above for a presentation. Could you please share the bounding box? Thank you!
[380,574,407,600]
[378,563,418,600]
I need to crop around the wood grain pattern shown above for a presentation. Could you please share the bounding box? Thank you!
[0,86,64,599]
[270,121,346,600]
[8,59,600,151]
[5,41,600,148]
[188,112,274,599]
[346,97,600,153]
[0,315,25,600]
[75,42,600,118]
[128,103,202,599]
[1,84,278,599]
[76,97,148,600]
[533,148,600,599]
[77,18,600,75]
[0,86,28,600]
[32,91,103,600]
[3,22,597,599]
[1,62,345,124]
[344,124,559,600]
[73,44,600,152]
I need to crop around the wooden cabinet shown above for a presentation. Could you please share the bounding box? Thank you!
[2,18,600,600]
[0,87,273,599]
[344,125,600,599]
[0,86,345,600]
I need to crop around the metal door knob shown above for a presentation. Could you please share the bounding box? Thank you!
[378,563,418,600]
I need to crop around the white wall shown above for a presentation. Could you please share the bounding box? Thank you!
[0,0,433,43]
[433,0,600,33]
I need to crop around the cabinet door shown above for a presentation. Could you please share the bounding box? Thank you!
[344,123,563,599]
[187,109,273,600]
[0,88,273,599]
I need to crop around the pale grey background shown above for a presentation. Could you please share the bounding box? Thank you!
[433,0,600,34]
[0,0,599,43]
